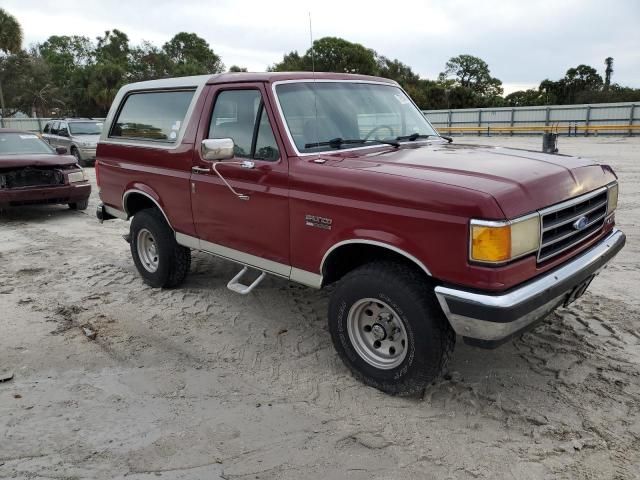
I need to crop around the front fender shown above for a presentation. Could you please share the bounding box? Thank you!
[320,228,432,277]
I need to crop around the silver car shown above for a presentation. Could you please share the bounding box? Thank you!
[42,119,103,166]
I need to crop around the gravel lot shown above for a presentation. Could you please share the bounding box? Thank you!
[1,136,639,479]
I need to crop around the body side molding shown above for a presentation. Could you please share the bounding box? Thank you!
[290,268,323,289]
[104,204,128,220]
[175,232,323,288]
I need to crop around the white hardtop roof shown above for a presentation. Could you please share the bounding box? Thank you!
[118,72,398,94]
[118,74,219,93]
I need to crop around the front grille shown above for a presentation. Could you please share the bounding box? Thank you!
[0,168,64,189]
[538,188,608,262]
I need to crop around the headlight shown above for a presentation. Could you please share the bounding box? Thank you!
[79,141,95,148]
[607,182,618,215]
[470,213,540,264]
[68,170,88,183]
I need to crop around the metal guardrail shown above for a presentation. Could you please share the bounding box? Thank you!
[436,124,640,136]
[424,102,639,136]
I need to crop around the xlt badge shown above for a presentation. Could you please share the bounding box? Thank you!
[305,214,332,230]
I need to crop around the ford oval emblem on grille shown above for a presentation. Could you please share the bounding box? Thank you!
[573,216,589,231]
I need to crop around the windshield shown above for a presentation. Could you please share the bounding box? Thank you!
[275,82,438,154]
[69,121,103,135]
[0,132,54,155]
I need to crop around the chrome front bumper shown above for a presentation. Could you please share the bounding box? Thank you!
[435,229,626,347]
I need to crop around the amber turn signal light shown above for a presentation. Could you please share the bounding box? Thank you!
[471,224,511,262]
[470,214,541,264]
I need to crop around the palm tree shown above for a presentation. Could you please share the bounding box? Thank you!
[0,8,23,119]
[0,8,22,54]
[604,57,614,89]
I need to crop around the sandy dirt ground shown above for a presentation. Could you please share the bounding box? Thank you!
[1,136,638,480]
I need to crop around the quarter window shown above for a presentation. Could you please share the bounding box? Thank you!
[111,90,195,143]
[43,123,50,134]
[208,90,279,161]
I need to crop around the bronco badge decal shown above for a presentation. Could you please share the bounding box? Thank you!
[305,214,332,230]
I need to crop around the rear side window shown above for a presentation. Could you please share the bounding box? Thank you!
[51,121,60,135]
[110,90,195,143]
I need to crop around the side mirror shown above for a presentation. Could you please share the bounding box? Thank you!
[201,138,234,161]
[55,146,68,155]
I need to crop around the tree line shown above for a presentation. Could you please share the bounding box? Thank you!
[0,8,639,117]
[269,38,640,109]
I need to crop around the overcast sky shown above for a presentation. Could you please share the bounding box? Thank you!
[4,0,640,94]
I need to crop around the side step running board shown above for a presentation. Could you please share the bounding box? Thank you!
[227,266,266,295]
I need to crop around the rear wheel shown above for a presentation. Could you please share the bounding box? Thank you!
[328,261,455,396]
[69,198,89,210]
[130,208,191,288]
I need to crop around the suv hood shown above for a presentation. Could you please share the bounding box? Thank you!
[0,154,77,169]
[324,143,616,218]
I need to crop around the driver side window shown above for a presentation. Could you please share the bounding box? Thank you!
[208,89,279,161]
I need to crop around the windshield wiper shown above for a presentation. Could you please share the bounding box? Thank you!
[395,133,434,141]
[304,137,400,149]
[396,133,453,143]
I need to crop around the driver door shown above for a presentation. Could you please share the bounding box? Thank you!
[190,83,290,275]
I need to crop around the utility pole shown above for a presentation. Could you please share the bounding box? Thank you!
[0,79,5,128]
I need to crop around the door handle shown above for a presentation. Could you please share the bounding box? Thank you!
[192,166,211,174]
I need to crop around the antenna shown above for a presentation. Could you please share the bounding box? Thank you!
[309,11,319,152]
[309,12,316,74]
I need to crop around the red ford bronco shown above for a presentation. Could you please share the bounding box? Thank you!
[96,72,625,395]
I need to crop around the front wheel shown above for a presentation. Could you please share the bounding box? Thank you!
[72,148,87,167]
[130,208,191,288]
[328,261,455,396]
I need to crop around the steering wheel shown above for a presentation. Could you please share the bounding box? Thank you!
[363,125,395,142]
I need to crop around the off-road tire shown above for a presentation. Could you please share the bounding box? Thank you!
[69,199,89,210]
[328,261,455,396]
[130,208,191,288]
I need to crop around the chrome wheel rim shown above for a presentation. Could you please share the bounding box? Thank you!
[347,298,408,370]
[137,229,159,273]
